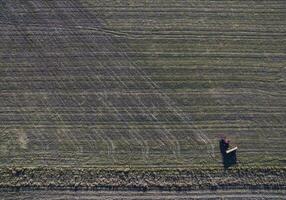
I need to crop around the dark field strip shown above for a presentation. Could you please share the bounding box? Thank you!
[2,190,286,200]
[0,167,285,194]
[1,190,286,200]
[0,0,285,173]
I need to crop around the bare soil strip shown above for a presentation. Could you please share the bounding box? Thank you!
[1,190,286,200]
[0,167,285,192]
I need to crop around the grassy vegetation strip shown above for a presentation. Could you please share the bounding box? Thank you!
[0,167,285,191]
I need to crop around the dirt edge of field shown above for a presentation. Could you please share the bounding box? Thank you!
[0,167,285,192]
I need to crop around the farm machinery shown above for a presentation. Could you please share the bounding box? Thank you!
[220,137,238,169]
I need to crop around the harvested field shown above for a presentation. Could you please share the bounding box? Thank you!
[0,0,285,195]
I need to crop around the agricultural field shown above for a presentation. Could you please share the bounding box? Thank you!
[0,0,285,194]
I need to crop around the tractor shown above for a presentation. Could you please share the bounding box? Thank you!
[219,137,238,169]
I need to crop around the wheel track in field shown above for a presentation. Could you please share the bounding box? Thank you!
[67,0,198,160]
[1,0,153,163]
[73,0,214,157]
[65,0,182,161]
[1,0,222,165]
[0,0,218,165]
[75,0,210,148]
[24,0,183,161]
